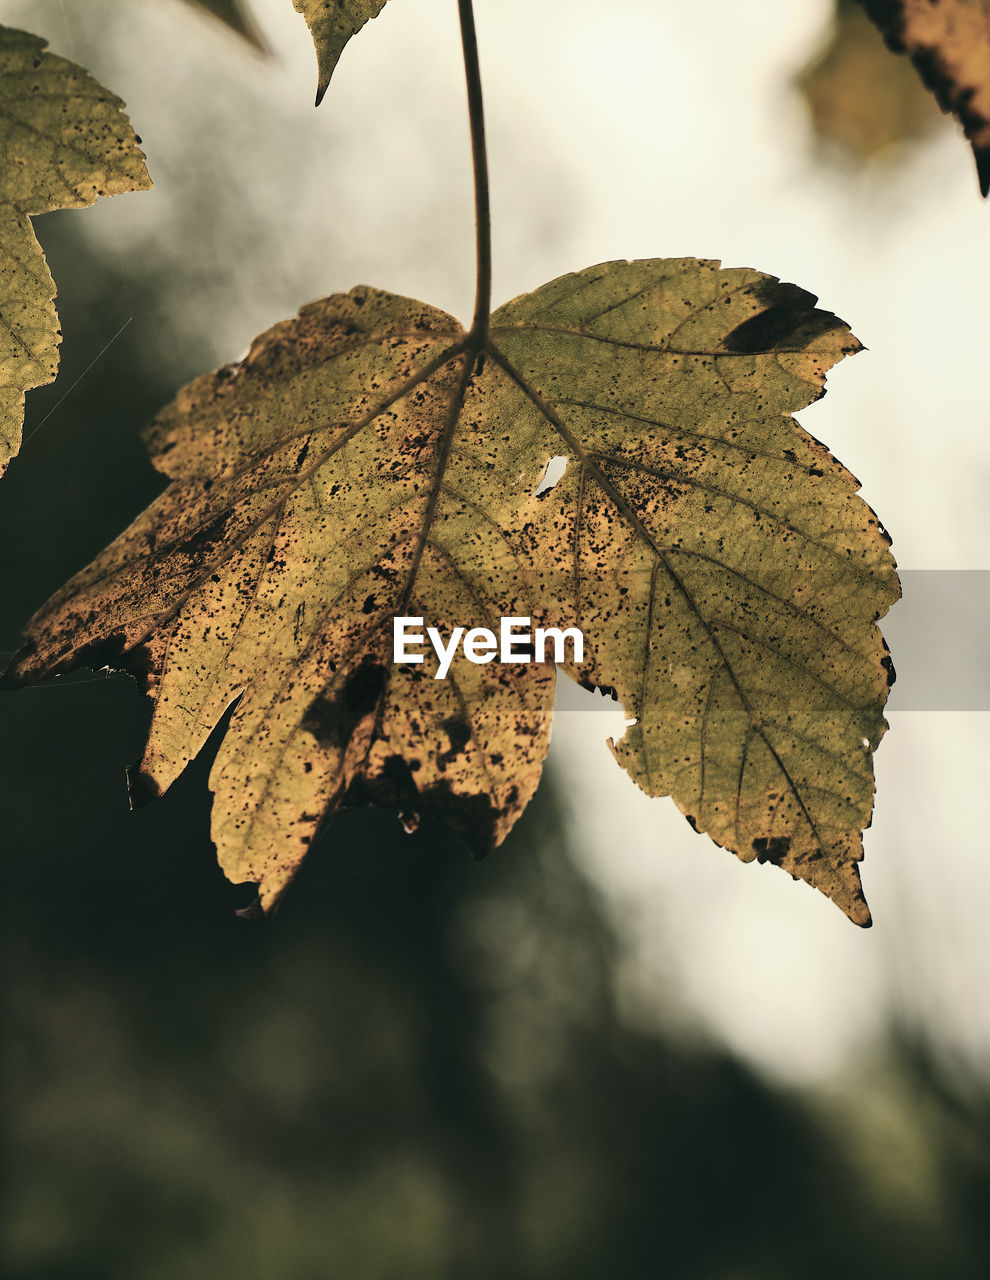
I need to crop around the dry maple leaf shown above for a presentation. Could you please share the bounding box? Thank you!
[3,259,899,923]
[0,25,151,477]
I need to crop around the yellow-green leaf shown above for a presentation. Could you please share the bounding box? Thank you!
[858,0,990,193]
[292,0,390,104]
[3,261,898,923]
[0,25,151,478]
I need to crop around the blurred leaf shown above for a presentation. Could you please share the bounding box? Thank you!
[180,0,267,52]
[0,26,151,478]
[797,0,940,163]
[292,0,390,104]
[5,261,898,924]
[858,0,990,194]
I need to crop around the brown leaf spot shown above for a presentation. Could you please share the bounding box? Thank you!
[752,835,792,866]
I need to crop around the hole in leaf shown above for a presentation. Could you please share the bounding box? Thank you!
[534,455,568,497]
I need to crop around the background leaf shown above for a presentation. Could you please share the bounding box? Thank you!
[292,0,390,104]
[796,0,940,164]
[5,260,898,923]
[858,0,990,194]
[179,0,267,51]
[0,25,151,478]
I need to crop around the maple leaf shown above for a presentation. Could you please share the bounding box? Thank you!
[3,259,898,925]
[292,0,390,104]
[0,25,151,479]
[857,0,990,194]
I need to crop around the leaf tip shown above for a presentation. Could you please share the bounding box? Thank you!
[847,899,873,929]
[126,762,161,810]
[828,861,873,928]
[0,637,37,689]
[977,147,990,196]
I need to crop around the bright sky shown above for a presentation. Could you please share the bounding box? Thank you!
[11,0,990,1085]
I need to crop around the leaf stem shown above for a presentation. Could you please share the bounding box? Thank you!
[458,0,492,345]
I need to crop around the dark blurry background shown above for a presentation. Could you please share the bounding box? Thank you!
[2,2,990,1276]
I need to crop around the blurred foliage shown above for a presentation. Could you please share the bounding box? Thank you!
[3,635,990,1277]
[180,0,267,51]
[796,0,940,166]
[856,0,990,195]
